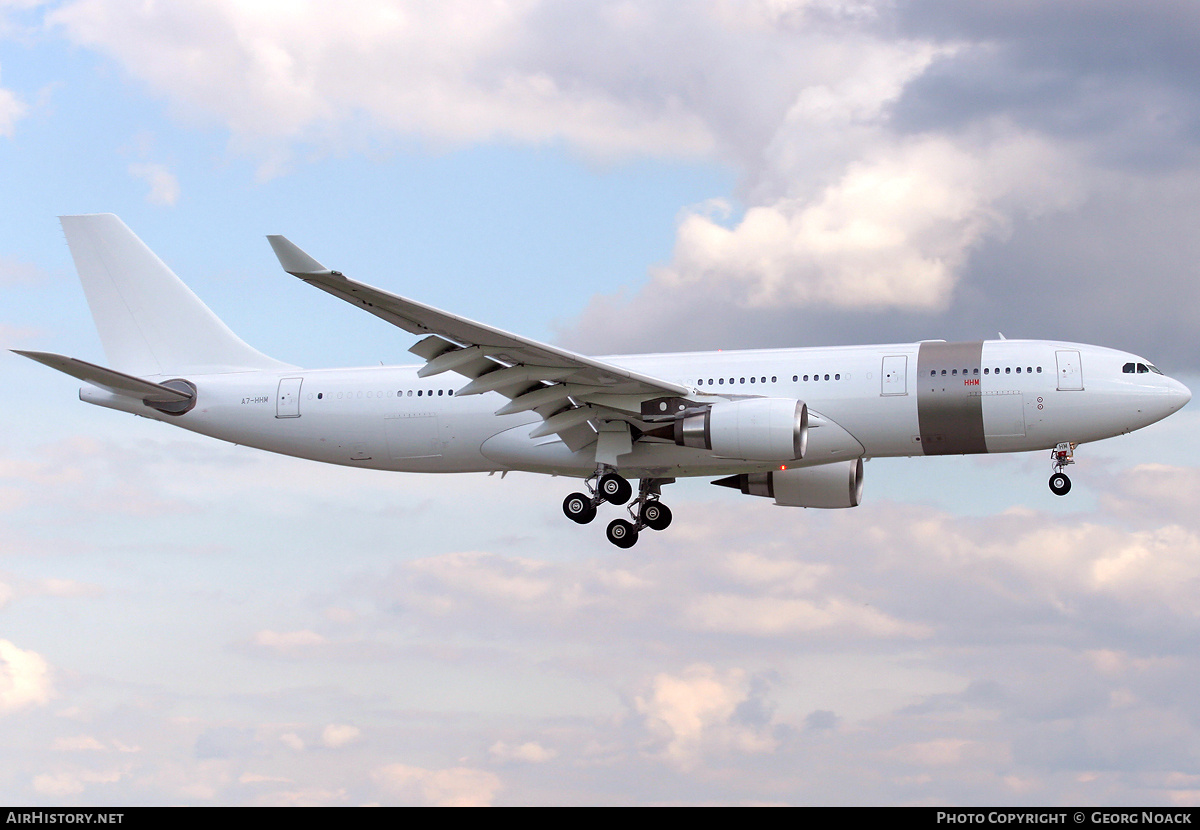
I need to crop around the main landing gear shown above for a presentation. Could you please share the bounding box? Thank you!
[1049,442,1076,496]
[562,470,673,548]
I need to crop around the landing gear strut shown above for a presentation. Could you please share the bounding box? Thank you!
[1049,442,1075,496]
[563,471,674,547]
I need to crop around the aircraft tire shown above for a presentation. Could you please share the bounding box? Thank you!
[606,518,639,548]
[641,501,672,531]
[563,492,596,524]
[1049,473,1072,496]
[599,473,632,505]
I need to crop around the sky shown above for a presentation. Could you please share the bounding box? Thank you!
[3,0,1200,806]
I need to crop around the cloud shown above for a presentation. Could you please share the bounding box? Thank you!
[52,735,106,752]
[320,724,360,748]
[0,639,52,713]
[44,1,1200,363]
[0,68,25,138]
[252,629,327,649]
[635,664,778,769]
[0,256,51,286]
[49,0,718,160]
[373,763,502,807]
[658,129,1082,313]
[384,538,928,645]
[127,162,180,206]
[489,740,557,763]
[31,768,123,798]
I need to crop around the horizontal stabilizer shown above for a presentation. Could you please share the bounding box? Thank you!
[13,350,192,403]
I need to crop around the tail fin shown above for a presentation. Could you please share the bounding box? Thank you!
[60,214,294,376]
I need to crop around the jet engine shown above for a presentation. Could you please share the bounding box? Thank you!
[670,398,808,462]
[713,458,864,508]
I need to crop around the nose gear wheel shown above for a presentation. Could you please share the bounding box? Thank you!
[1048,442,1076,496]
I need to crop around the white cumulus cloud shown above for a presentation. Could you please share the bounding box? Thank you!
[0,639,52,713]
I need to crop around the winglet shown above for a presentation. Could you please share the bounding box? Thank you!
[267,235,334,277]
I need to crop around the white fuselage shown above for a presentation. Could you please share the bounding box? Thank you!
[81,339,1191,479]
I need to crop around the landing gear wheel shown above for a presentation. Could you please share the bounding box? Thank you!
[598,473,632,505]
[1049,473,1072,496]
[563,492,596,524]
[606,518,639,548]
[640,501,672,531]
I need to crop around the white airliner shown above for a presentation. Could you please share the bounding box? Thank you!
[16,215,1192,547]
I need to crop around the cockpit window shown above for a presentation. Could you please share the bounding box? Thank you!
[1149,364,1164,375]
[1137,363,1149,373]
[1123,363,1135,373]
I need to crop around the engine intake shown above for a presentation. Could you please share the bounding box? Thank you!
[673,398,808,461]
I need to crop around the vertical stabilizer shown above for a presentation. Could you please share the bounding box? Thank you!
[60,214,294,376]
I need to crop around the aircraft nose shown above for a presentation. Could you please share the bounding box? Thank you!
[1169,377,1192,411]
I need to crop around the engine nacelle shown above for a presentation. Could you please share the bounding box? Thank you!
[714,458,864,508]
[674,398,808,461]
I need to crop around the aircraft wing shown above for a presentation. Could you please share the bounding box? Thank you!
[267,236,691,451]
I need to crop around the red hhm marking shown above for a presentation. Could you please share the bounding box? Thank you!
[964,378,979,386]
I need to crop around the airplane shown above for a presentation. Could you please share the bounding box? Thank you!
[15,215,1192,548]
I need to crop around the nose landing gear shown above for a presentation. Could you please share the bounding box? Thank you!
[1049,442,1075,496]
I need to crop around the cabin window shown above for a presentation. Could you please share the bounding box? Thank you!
[750,377,756,383]
[803,375,809,381]
[792,375,798,382]
[835,374,841,380]
[1016,367,1021,374]
[772,376,777,383]
[1005,367,1011,374]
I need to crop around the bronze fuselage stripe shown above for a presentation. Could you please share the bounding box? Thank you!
[916,341,987,455]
